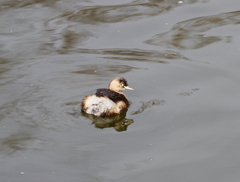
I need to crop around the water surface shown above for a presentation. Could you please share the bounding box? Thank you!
[1,0,240,181]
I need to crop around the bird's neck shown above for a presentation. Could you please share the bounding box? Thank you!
[112,90,127,99]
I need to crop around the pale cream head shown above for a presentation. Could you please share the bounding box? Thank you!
[108,77,133,92]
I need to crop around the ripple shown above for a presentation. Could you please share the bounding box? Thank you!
[131,99,166,115]
[177,88,200,96]
[145,10,240,50]
[81,111,134,132]
[0,0,60,10]
[0,57,13,76]
[72,64,142,76]
[67,1,199,24]
[0,132,51,157]
[75,48,189,63]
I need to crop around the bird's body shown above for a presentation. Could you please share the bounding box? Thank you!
[81,77,133,116]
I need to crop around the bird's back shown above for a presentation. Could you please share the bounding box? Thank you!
[81,89,129,116]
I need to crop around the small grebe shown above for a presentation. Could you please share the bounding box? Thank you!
[81,77,133,116]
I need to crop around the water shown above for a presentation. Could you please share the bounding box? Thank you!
[1,0,240,181]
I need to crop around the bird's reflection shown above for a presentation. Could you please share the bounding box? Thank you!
[81,111,134,132]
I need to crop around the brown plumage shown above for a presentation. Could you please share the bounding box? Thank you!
[81,77,133,116]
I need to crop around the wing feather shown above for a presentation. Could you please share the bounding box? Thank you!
[96,89,129,106]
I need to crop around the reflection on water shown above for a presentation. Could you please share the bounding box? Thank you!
[74,48,189,63]
[72,64,142,76]
[66,102,134,132]
[145,10,240,50]
[1,0,240,181]
[177,88,200,96]
[81,111,134,132]
[131,99,166,115]
[0,57,12,76]
[68,0,199,24]
[0,0,60,10]
[0,132,42,156]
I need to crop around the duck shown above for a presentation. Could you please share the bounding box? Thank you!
[81,77,133,117]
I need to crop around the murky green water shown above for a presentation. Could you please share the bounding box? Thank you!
[1,0,240,181]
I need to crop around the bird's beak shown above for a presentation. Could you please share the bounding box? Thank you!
[124,86,134,90]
